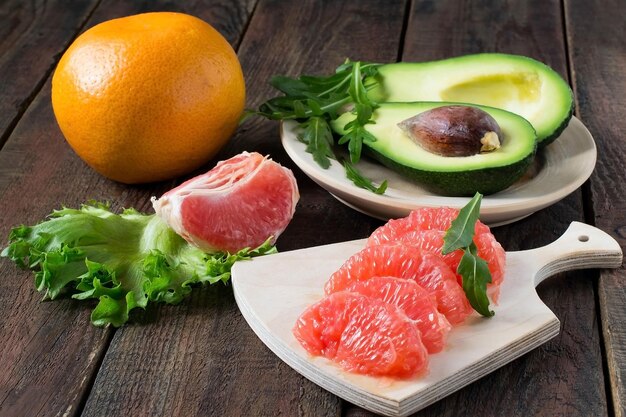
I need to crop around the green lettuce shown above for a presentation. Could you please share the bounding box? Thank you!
[1,202,276,327]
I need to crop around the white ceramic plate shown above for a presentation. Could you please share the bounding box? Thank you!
[280,117,596,226]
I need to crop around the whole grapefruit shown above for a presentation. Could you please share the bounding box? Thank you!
[51,12,245,183]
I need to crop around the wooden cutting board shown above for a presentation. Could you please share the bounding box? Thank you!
[231,222,622,416]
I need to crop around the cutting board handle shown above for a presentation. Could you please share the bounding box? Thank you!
[520,222,623,286]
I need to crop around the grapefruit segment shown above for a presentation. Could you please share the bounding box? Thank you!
[368,207,491,244]
[325,244,473,324]
[152,151,299,253]
[345,277,451,353]
[293,292,428,378]
[474,232,506,302]
[367,207,506,303]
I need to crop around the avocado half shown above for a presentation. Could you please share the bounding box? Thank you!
[367,53,573,147]
[332,102,537,196]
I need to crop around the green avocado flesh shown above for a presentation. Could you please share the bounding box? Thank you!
[331,102,537,196]
[367,53,573,146]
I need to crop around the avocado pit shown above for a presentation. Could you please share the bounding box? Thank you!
[398,105,502,157]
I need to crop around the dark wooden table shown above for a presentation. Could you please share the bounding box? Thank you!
[1,1,624,416]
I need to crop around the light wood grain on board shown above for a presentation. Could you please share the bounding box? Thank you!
[232,222,621,416]
[0,0,621,416]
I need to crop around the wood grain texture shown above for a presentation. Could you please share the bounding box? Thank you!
[84,285,325,417]
[0,1,256,417]
[0,0,100,148]
[402,0,569,68]
[80,1,406,416]
[346,1,607,416]
[0,76,120,417]
[0,1,620,417]
[231,222,620,417]
[0,4,121,415]
[82,0,255,48]
[565,0,626,415]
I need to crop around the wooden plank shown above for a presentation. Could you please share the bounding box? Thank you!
[564,0,626,415]
[0,3,111,415]
[0,69,118,417]
[79,0,256,48]
[346,0,607,416]
[79,0,407,415]
[0,0,100,148]
[0,1,257,416]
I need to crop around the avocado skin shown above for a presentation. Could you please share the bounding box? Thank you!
[364,144,537,196]
[538,98,574,148]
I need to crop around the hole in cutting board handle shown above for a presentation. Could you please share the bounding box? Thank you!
[530,222,622,287]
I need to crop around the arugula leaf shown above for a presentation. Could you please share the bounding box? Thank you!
[253,60,387,193]
[298,116,334,168]
[442,192,494,317]
[338,123,378,164]
[442,192,483,254]
[1,202,276,327]
[458,243,494,317]
[342,159,387,194]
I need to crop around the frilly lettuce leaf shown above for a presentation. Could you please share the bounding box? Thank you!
[1,202,276,327]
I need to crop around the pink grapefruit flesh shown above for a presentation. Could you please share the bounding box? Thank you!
[325,244,473,325]
[152,151,299,253]
[367,207,505,302]
[368,207,491,244]
[345,277,451,353]
[293,291,429,378]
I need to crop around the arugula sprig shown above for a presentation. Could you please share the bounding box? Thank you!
[337,61,379,164]
[443,193,494,317]
[254,61,385,190]
[342,159,387,195]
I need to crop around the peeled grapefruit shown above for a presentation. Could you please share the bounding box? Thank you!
[325,244,473,324]
[367,208,506,302]
[293,291,429,378]
[345,277,451,353]
[152,152,299,253]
